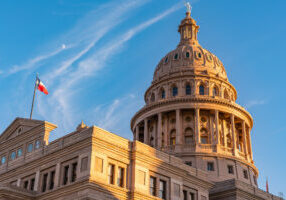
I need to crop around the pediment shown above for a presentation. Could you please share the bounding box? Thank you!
[0,118,45,144]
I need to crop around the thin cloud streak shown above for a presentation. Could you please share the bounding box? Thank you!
[6,45,70,75]
[37,2,180,139]
[245,100,267,109]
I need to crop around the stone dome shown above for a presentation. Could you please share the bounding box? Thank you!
[153,12,228,83]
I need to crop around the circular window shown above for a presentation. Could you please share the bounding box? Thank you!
[201,117,207,123]
[185,116,191,122]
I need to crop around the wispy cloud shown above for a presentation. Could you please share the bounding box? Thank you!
[245,100,267,109]
[6,45,69,75]
[8,0,181,140]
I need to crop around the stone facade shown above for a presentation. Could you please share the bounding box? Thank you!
[0,8,282,200]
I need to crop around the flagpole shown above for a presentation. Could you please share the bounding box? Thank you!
[30,75,38,119]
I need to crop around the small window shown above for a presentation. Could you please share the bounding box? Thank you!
[108,164,115,184]
[198,52,202,58]
[164,57,168,63]
[186,52,190,58]
[243,169,248,179]
[117,167,124,187]
[42,173,48,192]
[183,190,187,200]
[185,128,194,144]
[150,176,156,196]
[213,87,218,96]
[228,165,234,174]
[170,129,176,145]
[1,156,6,165]
[199,85,205,95]
[10,152,16,160]
[174,53,178,60]
[35,140,41,149]
[27,143,33,153]
[49,171,55,190]
[151,93,155,102]
[161,89,165,99]
[17,148,22,157]
[190,192,195,200]
[207,162,214,171]
[185,161,192,166]
[24,180,29,189]
[172,86,178,97]
[30,178,35,191]
[186,84,191,95]
[63,165,69,185]
[159,180,166,200]
[71,162,77,182]
[81,157,88,172]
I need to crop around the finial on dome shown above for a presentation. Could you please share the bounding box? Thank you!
[184,1,192,16]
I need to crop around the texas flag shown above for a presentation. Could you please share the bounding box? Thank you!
[36,77,48,95]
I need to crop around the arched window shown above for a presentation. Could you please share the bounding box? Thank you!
[184,128,194,144]
[174,53,178,60]
[161,89,165,99]
[170,129,176,145]
[200,128,208,144]
[199,85,205,95]
[224,90,229,99]
[162,132,165,147]
[227,133,232,148]
[172,86,178,97]
[151,93,155,102]
[186,52,190,58]
[213,86,218,97]
[186,84,191,95]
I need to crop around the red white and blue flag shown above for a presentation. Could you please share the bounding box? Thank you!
[36,77,48,95]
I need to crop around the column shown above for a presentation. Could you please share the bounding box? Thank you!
[195,108,200,143]
[54,163,61,188]
[248,128,253,161]
[210,116,214,145]
[222,120,227,147]
[231,114,237,156]
[154,120,157,148]
[215,110,219,145]
[164,117,168,147]
[144,119,148,144]
[34,170,40,191]
[135,125,139,141]
[157,113,162,148]
[176,109,182,145]
[242,121,247,157]
[16,178,21,187]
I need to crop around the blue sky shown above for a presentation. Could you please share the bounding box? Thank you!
[0,0,285,196]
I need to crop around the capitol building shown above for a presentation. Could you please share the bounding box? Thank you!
[0,7,282,200]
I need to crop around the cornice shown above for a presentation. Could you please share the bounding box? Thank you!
[131,96,253,129]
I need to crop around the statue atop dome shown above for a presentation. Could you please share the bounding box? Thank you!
[184,1,192,13]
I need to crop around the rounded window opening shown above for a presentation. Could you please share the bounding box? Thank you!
[161,89,165,99]
[224,90,229,99]
[172,86,178,97]
[150,93,155,102]
[200,128,209,144]
[184,128,194,144]
[199,85,205,95]
[164,56,168,63]
[10,152,16,160]
[186,84,191,95]
[198,52,202,58]
[201,117,207,123]
[174,53,178,60]
[186,52,190,58]
[213,86,219,97]
[170,129,176,145]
